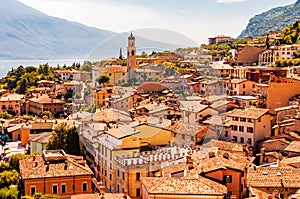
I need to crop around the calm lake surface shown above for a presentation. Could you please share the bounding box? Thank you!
[0,59,85,78]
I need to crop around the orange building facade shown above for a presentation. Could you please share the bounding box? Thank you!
[19,150,93,198]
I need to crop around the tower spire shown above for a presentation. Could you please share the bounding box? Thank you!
[128,31,135,40]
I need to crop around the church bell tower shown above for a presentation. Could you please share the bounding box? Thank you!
[127,31,137,71]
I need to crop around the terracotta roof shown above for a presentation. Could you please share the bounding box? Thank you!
[137,82,167,93]
[202,139,244,152]
[29,94,65,104]
[226,78,248,84]
[135,68,160,73]
[7,124,23,133]
[165,121,208,136]
[105,125,138,139]
[29,132,52,144]
[247,165,300,188]
[0,94,24,102]
[284,141,300,153]
[190,151,252,175]
[19,151,93,180]
[227,108,269,119]
[281,156,300,167]
[141,176,227,196]
[202,115,231,127]
[210,63,233,70]
[71,193,131,199]
[104,65,127,73]
[96,87,113,94]
[180,101,209,113]
[162,164,188,177]
[89,108,132,123]
[247,187,275,199]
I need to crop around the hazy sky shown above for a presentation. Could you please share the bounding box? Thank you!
[18,0,296,44]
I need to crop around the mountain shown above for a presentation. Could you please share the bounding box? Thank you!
[0,0,116,59]
[87,29,199,59]
[238,0,300,38]
[0,1,198,60]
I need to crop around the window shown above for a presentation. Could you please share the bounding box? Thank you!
[240,137,244,144]
[82,182,87,192]
[122,172,125,180]
[247,127,254,133]
[233,136,237,142]
[52,185,58,194]
[247,138,252,145]
[243,84,245,88]
[136,172,140,180]
[217,129,220,136]
[232,125,238,131]
[182,134,185,139]
[233,117,239,121]
[109,73,112,76]
[223,175,232,183]
[191,135,194,141]
[247,118,253,123]
[239,126,244,132]
[30,186,36,196]
[136,188,141,197]
[117,169,120,177]
[258,118,261,122]
[240,117,246,122]
[61,184,66,194]
[225,131,228,137]
[110,174,112,181]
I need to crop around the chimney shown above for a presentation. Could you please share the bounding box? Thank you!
[223,152,229,159]
[171,118,175,125]
[277,159,280,168]
[64,160,68,170]
[208,152,215,158]
[46,161,50,172]
[116,123,119,128]
[159,117,163,124]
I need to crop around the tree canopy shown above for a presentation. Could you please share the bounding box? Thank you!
[47,123,81,156]
[96,75,110,87]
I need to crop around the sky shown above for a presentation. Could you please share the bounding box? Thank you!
[18,0,296,44]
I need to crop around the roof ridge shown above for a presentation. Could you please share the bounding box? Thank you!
[67,157,93,175]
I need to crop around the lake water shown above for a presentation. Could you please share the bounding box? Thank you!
[0,59,85,78]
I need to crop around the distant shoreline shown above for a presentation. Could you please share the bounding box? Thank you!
[0,59,87,78]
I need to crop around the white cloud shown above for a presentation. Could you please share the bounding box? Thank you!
[215,0,248,3]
